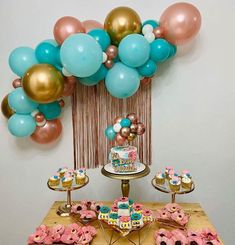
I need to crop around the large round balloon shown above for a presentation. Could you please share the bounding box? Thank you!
[1,95,15,119]
[137,59,157,77]
[105,62,140,99]
[105,125,116,140]
[53,16,84,44]
[22,64,64,103]
[60,33,103,77]
[104,7,142,45]
[150,39,171,62]
[119,34,150,67]
[9,47,38,77]
[38,101,61,120]
[31,119,62,144]
[82,20,104,33]
[88,29,111,51]
[160,2,201,45]
[8,114,36,137]
[8,87,38,114]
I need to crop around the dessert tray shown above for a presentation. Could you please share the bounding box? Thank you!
[104,162,146,175]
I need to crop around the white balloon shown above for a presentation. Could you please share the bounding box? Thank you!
[144,32,155,43]
[31,109,39,117]
[142,24,153,35]
[113,123,122,133]
[62,67,72,77]
[103,52,108,63]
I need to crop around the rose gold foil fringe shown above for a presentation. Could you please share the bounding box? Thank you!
[71,81,151,169]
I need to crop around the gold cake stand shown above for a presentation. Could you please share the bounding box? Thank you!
[101,163,150,197]
[151,177,195,203]
[47,176,89,217]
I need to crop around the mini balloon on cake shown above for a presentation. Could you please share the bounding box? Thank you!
[105,113,145,173]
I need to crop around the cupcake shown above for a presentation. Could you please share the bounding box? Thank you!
[182,169,192,179]
[171,229,188,245]
[75,173,86,185]
[74,168,86,176]
[168,170,179,180]
[155,172,166,185]
[48,175,60,186]
[57,167,68,177]
[165,166,174,178]
[61,176,73,188]
[182,177,192,190]
[169,177,181,192]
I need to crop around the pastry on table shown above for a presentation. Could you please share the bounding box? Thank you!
[48,174,60,186]
[169,177,181,192]
[181,177,192,190]
[61,175,73,188]
[155,172,166,185]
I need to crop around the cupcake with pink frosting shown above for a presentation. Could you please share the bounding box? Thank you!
[156,208,171,221]
[171,229,188,245]
[171,210,189,226]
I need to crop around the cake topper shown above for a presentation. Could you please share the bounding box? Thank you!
[105,113,145,146]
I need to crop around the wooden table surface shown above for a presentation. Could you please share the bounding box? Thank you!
[42,201,223,245]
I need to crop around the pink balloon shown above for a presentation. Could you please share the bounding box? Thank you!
[82,20,103,33]
[53,16,84,44]
[160,2,201,45]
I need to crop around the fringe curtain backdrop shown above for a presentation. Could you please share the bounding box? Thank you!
[71,81,152,169]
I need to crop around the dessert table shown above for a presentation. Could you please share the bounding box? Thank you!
[41,201,223,244]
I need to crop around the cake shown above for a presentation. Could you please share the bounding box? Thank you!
[169,177,181,192]
[110,146,138,172]
[131,213,143,228]
[155,172,166,185]
[142,209,153,222]
[98,206,110,221]
[48,175,60,186]
[181,177,192,190]
[108,213,119,226]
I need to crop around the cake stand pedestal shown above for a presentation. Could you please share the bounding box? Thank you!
[151,178,195,203]
[47,176,89,217]
[101,163,150,197]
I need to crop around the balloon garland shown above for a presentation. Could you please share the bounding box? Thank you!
[1,3,201,144]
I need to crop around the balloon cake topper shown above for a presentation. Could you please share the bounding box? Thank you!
[105,113,145,146]
[1,3,201,144]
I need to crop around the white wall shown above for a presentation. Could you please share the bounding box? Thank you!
[0,0,234,244]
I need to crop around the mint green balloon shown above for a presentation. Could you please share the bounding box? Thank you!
[105,62,140,99]
[8,114,36,137]
[38,101,61,120]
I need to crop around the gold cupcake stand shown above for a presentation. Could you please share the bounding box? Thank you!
[101,163,150,197]
[47,176,89,217]
[151,177,195,203]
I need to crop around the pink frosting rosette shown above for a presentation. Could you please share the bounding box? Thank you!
[142,209,152,216]
[81,226,97,237]
[61,233,79,244]
[188,235,203,245]
[154,228,172,239]
[111,204,118,212]
[64,223,83,236]
[44,231,61,245]
[171,210,189,226]
[51,224,65,235]
[156,235,173,245]
[133,203,143,211]
[71,204,87,214]
[80,210,97,219]
[165,203,181,213]
[90,202,103,212]
[28,230,48,244]
[77,233,92,245]
[200,228,219,241]
[156,208,171,221]
[81,200,92,208]
[119,216,131,222]
[128,151,137,161]
[171,229,188,245]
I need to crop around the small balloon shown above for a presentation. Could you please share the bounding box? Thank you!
[120,118,131,127]
[1,95,15,119]
[113,123,122,133]
[115,133,126,146]
[120,127,131,137]
[137,59,157,77]
[38,101,61,120]
[142,19,159,28]
[127,132,137,142]
[62,76,77,97]
[22,64,64,103]
[12,78,22,88]
[31,119,62,144]
[137,122,145,135]
[114,116,123,124]
[53,16,84,44]
[106,45,118,59]
[105,125,116,140]
[153,27,164,39]
[150,39,171,62]
[59,99,65,108]
[35,112,45,123]
[105,59,114,69]
[130,123,138,133]
[126,113,138,124]
[88,29,111,51]
[141,77,152,86]
[82,20,104,33]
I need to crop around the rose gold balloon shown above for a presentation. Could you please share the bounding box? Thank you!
[82,20,103,33]
[114,116,123,124]
[106,45,118,59]
[1,95,14,119]
[127,132,137,142]
[136,122,145,135]
[31,119,62,144]
[115,133,126,146]
[160,2,201,45]
[53,16,84,44]
[62,76,77,96]
[126,113,138,124]
[59,99,65,108]
[120,127,131,137]
[153,27,164,38]
[35,112,45,123]
[130,123,138,133]
[141,77,152,86]
[105,59,114,69]
[12,78,21,88]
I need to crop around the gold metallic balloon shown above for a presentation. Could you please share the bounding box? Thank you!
[1,95,14,119]
[104,6,142,45]
[120,127,131,137]
[22,64,64,104]
[127,132,137,142]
